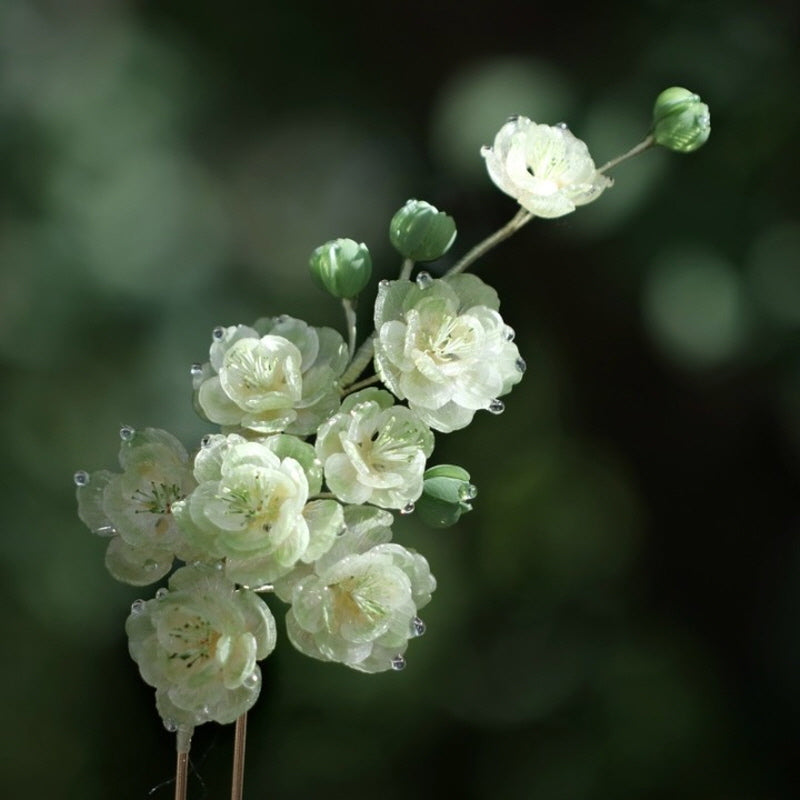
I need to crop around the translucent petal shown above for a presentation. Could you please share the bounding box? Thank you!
[76,469,115,534]
[221,632,258,690]
[198,376,246,426]
[105,536,173,586]
[302,499,344,562]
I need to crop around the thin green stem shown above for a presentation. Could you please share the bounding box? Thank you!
[445,207,533,277]
[339,258,413,388]
[398,257,414,280]
[309,491,336,500]
[342,297,358,361]
[339,331,376,388]
[230,713,248,800]
[598,134,655,174]
[341,373,382,396]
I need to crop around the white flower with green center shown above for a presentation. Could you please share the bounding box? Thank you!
[75,428,198,585]
[174,434,342,585]
[193,316,348,435]
[126,564,276,728]
[481,118,612,218]
[373,274,524,433]
[315,389,434,510]
[281,506,436,673]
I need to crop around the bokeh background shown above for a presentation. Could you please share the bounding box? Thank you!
[2,0,799,797]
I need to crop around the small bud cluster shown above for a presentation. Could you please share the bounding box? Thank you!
[74,88,708,742]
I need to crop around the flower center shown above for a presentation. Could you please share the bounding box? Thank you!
[132,481,183,516]
[164,612,221,673]
[219,469,290,531]
[329,571,387,628]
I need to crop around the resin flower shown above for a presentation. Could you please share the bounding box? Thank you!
[126,564,276,728]
[75,427,198,585]
[315,388,434,510]
[193,316,349,436]
[280,506,436,673]
[481,117,611,218]
[373,274,524,433]
[173,434,342,585]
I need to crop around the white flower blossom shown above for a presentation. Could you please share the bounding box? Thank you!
[125,564,276,728]
[193,316,348,435]
[373,274,524,433]
[281,506,436,673]
[315,389,434,509]
[481,118,611,218]
[174,435,341,584]
[75,428,198,585]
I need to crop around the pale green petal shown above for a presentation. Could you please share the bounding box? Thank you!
[105,536,173,586]
[373,278,416,327]
[155,688,202,729]
[236,590,278,659]
[302,499,344,562]
[241,407,297,433]
[209,324,260,371]
[221,633,258,690]
[339,387,395,415]
[193,433,246,482]
[264,316,320,368]
[324,453,372,505]
[198,376,246,426]
[444,273,500,312]
[117,428,189,471]
[260,435,323,494]
[314,326,349,376]
[76,469,115,535]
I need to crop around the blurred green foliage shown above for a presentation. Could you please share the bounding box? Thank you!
[1,0,799,797]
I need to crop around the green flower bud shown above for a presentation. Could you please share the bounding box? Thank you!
[652,87,710,153]
[415,464,477,528]
[389,199,456,262]
[309,238,372,298]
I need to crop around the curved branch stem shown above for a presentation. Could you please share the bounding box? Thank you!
[598,134,655,174]
[445,207,533,277]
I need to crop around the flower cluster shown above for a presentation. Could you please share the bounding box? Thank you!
[74,95,709,746]
[76,267,507,730]
[76,233,520,730]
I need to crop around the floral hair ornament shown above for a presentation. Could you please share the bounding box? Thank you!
[74,85,709,799]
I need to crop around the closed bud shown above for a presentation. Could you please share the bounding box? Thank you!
[652,87,710,154]
[309,238,372,298]
[416,464,476,529]
[389,199,456,262]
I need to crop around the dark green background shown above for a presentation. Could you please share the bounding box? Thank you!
[2,0,799,797]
